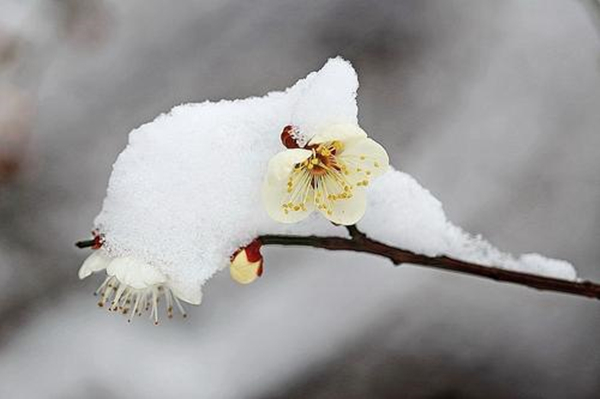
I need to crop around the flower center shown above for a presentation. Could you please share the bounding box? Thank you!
[284,141,355,217]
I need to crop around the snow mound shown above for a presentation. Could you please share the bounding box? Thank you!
[362,170,576,280]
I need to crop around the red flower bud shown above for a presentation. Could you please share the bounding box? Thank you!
[280,125,301,149]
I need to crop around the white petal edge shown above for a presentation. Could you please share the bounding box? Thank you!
[262,148,315,223]
[78,250,111,279]
[262,177,315,223]
[340,137,390,181]
[321,187,367,225]
[169,280,203,305]
[308,123,367,145]
[265,149,312,183]
[106,257,167,290]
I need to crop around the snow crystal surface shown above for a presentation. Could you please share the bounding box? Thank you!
[361,170,576,280]
[95,57,576,300]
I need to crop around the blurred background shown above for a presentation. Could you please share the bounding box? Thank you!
[1,0,599,398]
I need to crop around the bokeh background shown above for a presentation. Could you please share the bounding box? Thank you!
[1,0,599,398]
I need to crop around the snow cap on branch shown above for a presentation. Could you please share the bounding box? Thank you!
[86,58,359,313]
[80,57,576,321]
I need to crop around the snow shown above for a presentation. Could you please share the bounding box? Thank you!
[93,57,576,302]
[362,170,576,280]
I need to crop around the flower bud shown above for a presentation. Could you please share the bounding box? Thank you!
[281,125,307,148]
[230,240,263,284]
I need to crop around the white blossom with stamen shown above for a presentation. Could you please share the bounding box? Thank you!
[263,123,389,225]
[79,251,196,323]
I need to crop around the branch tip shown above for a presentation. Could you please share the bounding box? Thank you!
[75,239,95,249]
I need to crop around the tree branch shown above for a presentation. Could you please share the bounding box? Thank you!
[75,239,96,249]
[258,228,600,301]
[75,226,600,301]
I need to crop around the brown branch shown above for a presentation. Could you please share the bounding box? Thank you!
[75,239,95,248]
[258,227,600,301]
[76,226,600,301]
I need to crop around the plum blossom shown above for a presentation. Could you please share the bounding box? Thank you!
[79,250,200,324]
[263,123,389,225]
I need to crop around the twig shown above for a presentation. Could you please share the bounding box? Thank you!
[75,239,96,248]
[75,226,600,301]
[258,226,600,301]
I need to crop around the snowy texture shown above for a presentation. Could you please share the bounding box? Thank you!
[93,57,576,305]
[362,171,577,280]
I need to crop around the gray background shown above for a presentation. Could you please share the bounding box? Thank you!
[0,0,599,398]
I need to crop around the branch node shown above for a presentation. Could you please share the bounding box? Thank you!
[346,224,367,242]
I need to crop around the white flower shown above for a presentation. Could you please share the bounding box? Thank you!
[262,123,389,225]
[78,250,202,324]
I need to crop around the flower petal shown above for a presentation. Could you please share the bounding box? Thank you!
[339,137,389,184]
[106,257,167,290]
[264,149,312,182]
[262,176,315,223]
[169,280,203,305]
[308,123,367,145]
[262,149,315,223]
[78,250,111,279]
[319,187,367,225]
